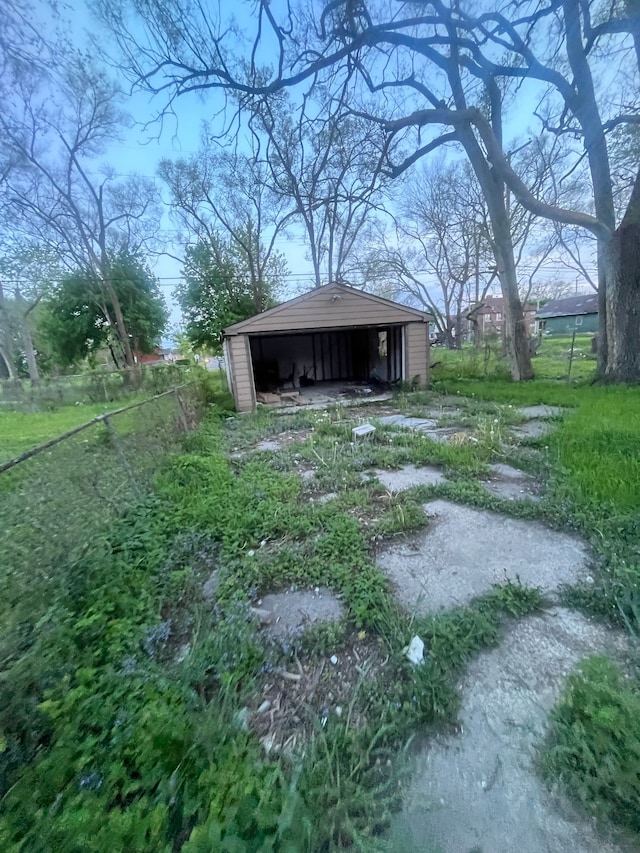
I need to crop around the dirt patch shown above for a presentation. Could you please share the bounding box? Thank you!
[253,428,314,452]
[392,608,631,853]
[376,500,589,614]
[483,463,542,502]
[374,465,446,491]
[257,588,344,638]
[249,633,388,754]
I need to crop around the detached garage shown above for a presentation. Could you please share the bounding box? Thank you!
[223,283,430,412]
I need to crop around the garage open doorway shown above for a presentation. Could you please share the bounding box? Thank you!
[250,326,404,394]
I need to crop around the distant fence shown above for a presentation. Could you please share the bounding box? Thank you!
[0,383,205,645]
[0,364,187,412]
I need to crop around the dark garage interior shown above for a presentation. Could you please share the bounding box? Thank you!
[250,326,404,393]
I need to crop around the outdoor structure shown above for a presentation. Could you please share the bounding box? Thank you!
[535,294,598,336]
[464,297,537,341]
[223,283,431,412]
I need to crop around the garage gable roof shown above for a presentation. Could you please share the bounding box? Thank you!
[224,283,431,336]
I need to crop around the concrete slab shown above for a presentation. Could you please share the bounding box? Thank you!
[422,427,473,444]
[512,420,556,439]
[489,463,529,479]
[484,463,542,502]
[377,415,438,430]
[376,500,589,614]
[392,608,630,853]
[485,479,542,502]
[519,405,566,419]
[258,588,343,638]
[255,439,283,452]
[310,492,338,504]
[375,465,446,491]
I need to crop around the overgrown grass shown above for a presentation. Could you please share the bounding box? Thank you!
[542,656,640,834]
[4,343,639,849]
[0,399,149,460]
[0,390,544,851]
[431,334,597,382]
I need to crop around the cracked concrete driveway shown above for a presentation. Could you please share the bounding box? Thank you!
[376,499,590,614]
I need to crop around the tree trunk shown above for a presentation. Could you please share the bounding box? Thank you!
[105,279,135,369]
[486,187,533,380]
[0,344,16,379]
[603,169,640,381]
[21,322,39,383]
[562,0,617,375]
[458,127,534,380]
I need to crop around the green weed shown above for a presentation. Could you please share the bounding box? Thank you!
[541,656,640,833]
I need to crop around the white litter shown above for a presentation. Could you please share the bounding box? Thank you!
[352,423,376,439]
[405,635,425,665]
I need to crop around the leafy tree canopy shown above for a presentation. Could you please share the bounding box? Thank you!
[41,251,168,368]
[177,237,281,353]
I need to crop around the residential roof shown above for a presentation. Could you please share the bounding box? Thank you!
[535,294,599,319]
[224,282,431,335]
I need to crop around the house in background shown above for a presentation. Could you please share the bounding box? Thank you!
[463,297,537,341]
[134,347,166,366]
[223,282,431,412]
[535,294,599,336]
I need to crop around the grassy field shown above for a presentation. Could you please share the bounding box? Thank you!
[0,354,638,850]
[0,399,149,461]
[0,368,230,462]
[432,333,597,382]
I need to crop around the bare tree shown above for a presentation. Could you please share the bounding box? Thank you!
[159,130,290,312]
[0,242,63,381]
[97,0,640,380]
[95,0,534,377]
[0,58,160,369]
[365,158,495,345]
[245,90,390,288]
[435,0,640,379]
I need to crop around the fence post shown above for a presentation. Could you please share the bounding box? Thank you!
[174,388,189,433]
[567,327,577,380]
[104,416,142,498]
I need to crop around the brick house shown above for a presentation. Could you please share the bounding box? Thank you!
[465,297,537,339]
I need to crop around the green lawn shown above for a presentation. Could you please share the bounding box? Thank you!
[432,334,597,383]
[0,399,146,462]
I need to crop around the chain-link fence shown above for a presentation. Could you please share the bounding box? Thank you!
[0,364,187,412]
[0,385,202,651]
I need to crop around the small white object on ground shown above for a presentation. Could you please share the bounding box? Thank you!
[405,635,425,665]
[352,423,376,439]
[330,654,338,665]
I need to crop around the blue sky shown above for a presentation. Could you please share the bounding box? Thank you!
[32,0,598,337]
[41,0,318,333]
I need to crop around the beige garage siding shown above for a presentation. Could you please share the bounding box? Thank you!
[227,334,256,412]
[405,322,429,388]
[226,284,428,335]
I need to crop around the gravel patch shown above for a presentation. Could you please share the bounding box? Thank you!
[376,500,590,614]
[377,414,438,430]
